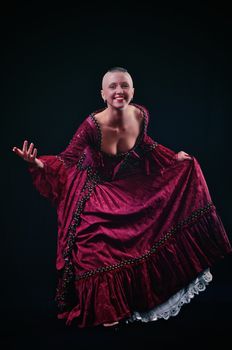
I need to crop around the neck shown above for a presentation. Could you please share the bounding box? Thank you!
[105,104,131,127]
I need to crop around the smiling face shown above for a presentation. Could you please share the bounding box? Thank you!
[101,71,134,110]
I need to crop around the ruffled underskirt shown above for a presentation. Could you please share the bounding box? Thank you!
[125,268,212,324]
[58,209,230,328]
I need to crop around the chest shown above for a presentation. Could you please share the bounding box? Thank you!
[100,119,143,155]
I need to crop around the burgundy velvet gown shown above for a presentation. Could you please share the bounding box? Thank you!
[29,103,231,328]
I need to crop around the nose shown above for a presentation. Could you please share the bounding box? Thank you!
[115,86,123,94]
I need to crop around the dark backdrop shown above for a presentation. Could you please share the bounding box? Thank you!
[1,2,232,349]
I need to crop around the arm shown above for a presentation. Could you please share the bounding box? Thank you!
[142,135,192,176]
[12,117,93,205]
[150,142,192,167]
[12,140,66,205]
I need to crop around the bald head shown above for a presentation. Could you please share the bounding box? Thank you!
[102,67,133,89]
[101,67,135,106]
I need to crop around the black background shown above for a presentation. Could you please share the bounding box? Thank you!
[1,1,232,349]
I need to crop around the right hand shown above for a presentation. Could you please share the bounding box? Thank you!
[12,140,44,168]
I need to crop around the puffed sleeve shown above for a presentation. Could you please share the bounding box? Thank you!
[142,133,179,175]
[28,155,68,206]
[28,117,93,206]
[151,143,178,168]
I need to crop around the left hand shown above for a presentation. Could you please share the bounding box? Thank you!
[176,151,192,161]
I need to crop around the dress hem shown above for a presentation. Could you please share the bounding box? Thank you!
[125,268,212,323]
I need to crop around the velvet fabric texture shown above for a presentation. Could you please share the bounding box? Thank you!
[28,104,232,328]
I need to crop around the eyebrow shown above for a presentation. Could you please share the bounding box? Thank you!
[108,81,130,86]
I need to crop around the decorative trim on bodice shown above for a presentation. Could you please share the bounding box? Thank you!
[89,103,148,158]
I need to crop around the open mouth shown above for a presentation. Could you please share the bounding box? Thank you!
[115,97,124,102]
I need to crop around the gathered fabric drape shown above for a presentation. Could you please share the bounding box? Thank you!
[28,104,231,328]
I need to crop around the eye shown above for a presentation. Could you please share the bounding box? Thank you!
[121,83,129,88]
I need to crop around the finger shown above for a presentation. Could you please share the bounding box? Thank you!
[27,142,34,156]
[31,148,37,159]
[12,147,24,157]
[22,140,28,153]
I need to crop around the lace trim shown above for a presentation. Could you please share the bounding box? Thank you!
[125,268,212,323]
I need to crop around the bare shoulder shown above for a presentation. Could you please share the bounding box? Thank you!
[94,109,105,120]
[93,110,106,126]
[130,105,144,127]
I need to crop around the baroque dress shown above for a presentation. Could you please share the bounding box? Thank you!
[29,104,231,328]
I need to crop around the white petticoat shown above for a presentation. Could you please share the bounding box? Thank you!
[125,268,212,323]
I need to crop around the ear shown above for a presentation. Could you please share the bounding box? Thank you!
[131,87,135,100]
[101,90,105,102]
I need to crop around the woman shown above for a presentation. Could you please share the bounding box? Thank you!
[12,67,231,328]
